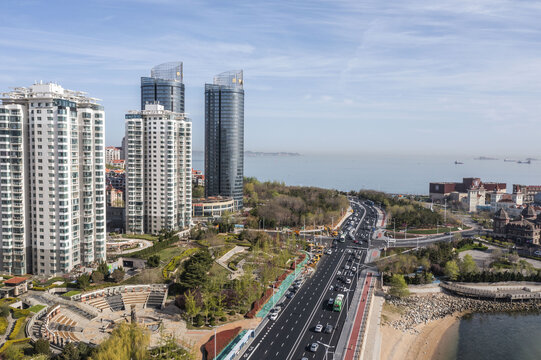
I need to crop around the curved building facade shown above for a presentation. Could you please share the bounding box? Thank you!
[141,62,185,113]
[204,70,244,209]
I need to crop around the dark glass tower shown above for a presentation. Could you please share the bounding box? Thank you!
[141,62,185,113]
[205,70,244,209]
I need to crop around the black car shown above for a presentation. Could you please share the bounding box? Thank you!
[324,324,333,334]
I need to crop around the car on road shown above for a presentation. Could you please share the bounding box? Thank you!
[329,285,334,291]
[286,292,294,299]
[346,278,352,284]
[270,307,280,314]
[345,264,350,270]
[314,324,323,333]
[328,298,334,306]
[310,343,319,352]
[324,324,334,334]
[337,270,342,276]
[270,312,278,320]
[534,250,541,256]
[352,266,357,272]
[301,358,309,360]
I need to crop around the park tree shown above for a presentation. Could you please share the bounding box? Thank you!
[388,274,410,298]
[91,323,149,360]
[97,261,110,277]
[491,248,503,262]
[2,346,24,360]
[444,260,460,280]
[508,252,520,264]
[92,271,105,283]
[460,254,479,275]
[184,289,201,325]
[60,342,80,360]
[34,338,51,356]
[179,249,213,289]
[111,268,125,283]
[0,304,10,317]
[147,255,160,268]
[77,274,91,290]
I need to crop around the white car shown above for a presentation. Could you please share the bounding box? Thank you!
[346,278,352,284]
[270,312,278,320]
[337,271,342,276]
[314,324,323,333]
[534,250,541,256]
[345,265,350,270]
[352,266,357,272]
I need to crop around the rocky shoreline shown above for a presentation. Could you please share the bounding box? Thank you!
[386,293,541,333]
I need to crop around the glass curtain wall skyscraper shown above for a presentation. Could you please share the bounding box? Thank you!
[204,70,244,209]
[141,62,185,113]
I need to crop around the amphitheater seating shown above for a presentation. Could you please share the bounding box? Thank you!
[122,291,150,308]
[86,297,111,311]
[146,289,166,309]
[106,294,124,311]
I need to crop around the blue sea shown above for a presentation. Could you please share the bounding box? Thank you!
[193,152,541,194]
[436,313,541,360]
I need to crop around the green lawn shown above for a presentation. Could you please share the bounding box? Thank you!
[27,305,46,313]
[122,233,158,241]
[61,290,82,298]
[406,227,461,235]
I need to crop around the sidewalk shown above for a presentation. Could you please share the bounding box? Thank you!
[343,274,374,360]
[335,272,369,358]
[334,207,353,230]
[360,293,384,360]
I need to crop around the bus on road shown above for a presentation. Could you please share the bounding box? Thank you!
[333,294,344,311]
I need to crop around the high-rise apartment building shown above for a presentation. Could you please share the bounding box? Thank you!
[125,103,192,234]
[0,83,106,275]
[205,70,245,209]
[141,62,185,113]
[105,146,121,164]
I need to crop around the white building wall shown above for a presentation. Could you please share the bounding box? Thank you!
[125,104,191,234]
[0,83,105,275]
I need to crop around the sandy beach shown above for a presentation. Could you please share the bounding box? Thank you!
[380,306,467,360]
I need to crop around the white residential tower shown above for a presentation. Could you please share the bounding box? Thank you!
[0,82,106,275]
[125,103,192,234]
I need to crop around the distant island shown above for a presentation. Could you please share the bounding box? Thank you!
[245,151,301,157]
[474,156,498,160]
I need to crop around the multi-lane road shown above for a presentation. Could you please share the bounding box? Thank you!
[241,199,381,360]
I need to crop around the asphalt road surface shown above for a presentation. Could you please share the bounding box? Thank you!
[242,200,379,360]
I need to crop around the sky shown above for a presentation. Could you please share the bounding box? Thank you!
[2,0,541,156]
